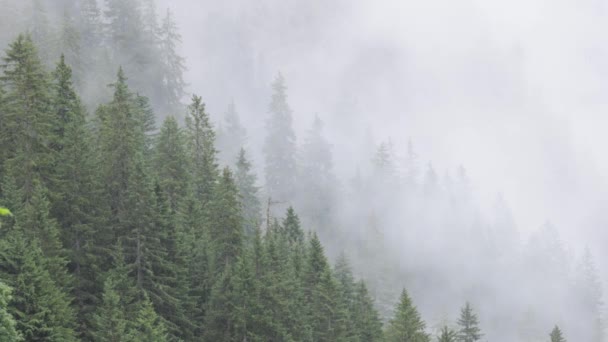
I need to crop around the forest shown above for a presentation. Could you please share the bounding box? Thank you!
[0,0,604,341]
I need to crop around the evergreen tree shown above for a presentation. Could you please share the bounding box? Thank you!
[234,148,262,236]
[298,115,336,231]
[208,167,244,273]
[352,281,384,342]
[185,94,218,206]
[438,326,457,342]
[283,206,304,245]
[0,282,22,342]
[131,296,169,342]
[0,230,77,341]
[456,302,482,342]
[92,273,132,342]
[159,8,186,113]
[153,115,190,212]
[303,233,341,341]
[0,34,54,201]
[263,73,297,208]
[385,288,430,342]
[549,325,566,342]
[217,101,247,166]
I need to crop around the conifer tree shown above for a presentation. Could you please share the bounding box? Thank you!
[208,167,243,273]
[159,8,186,113]
[234,148,261,236]
[550,325,566,342]
[456,302,482,342]
[283,206,304,245]
[385,288,430,342]
[0,230,77,341]
[217,101,247,166]
[92,274,132,342]
[0,282,22,341]
[438,326,457,342]
[298,115,335,230]
[131,296,169,342]
[0,34,54,201]
[263,73,297,207]
[352,281,384,342]
[185,95,218,206]
[154,115,190,212]
[303,233,341,341]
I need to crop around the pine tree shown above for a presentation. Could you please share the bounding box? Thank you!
[438,326,457,342]
[456,302,482,342]
[130,295,169,342]
[153,115,190,212]
[0,230,77,341]
[385,288,430,342]
[0,282,22,341]
[0,34,54,201]
[185,94,218,206]
[159,8,186,113]
[283,206,304,245]
[92,273,132,342]
[208,167,244,273]
[574,248,603,342]
[298,115,336,230]
[550,325,566,342]
[352,281,384,342]
[234,148,261,236]
[217,101,247,166]
[303,233,341,341]
[263,73,297,207]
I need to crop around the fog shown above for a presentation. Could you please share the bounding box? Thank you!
[159,0,608,338]
[2,0,608,340]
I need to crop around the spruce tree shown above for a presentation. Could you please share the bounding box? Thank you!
[352,281,384,342]
[185,95,218,206]
[385,288,430,342]
[217,101,247,166]
[456,302,482,342]
[0,282,22,341]
[130,296,169,342]
[0,34,54,201]
[92,274,132,342]
[234,148,261,236]
[263,73,297,207]
[438,326,457,342]
[283,206,304,245]
[550,325,566,342]
[159,8,186,113]
[153,116,190,212]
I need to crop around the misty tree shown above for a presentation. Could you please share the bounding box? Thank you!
[234,148,261,235]
[297,115,336,231]
[438,326,457,342]
[385,288,430,342]
[549,325,566,342]
[572,247,604,342]
[456,302,482,342]
[263,73,297,207]
[159,8,186,113]
[217,101,247,166]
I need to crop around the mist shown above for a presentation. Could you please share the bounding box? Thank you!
[1,0,607,341]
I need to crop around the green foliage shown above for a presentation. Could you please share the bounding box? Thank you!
[0,282,22,341]
[385,288,430,342]
[438,326,457,342]
[456,302,482,342]
[550,325,566,342]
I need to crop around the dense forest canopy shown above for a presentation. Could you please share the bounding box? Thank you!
[0,0,605,341]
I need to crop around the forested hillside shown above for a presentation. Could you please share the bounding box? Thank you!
[0,0,604,341]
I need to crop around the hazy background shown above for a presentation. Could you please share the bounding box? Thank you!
[158,0,608,248]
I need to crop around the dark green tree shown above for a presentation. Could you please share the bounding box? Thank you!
[131,295,169,342]
[234,148,261,236]
[352,281,384,342]
[456,302,482,342]
[0,282,22,341]
[185,95,218,206]
[0,34,54,201]
[153,115,190,211]
[385,288,430,342]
